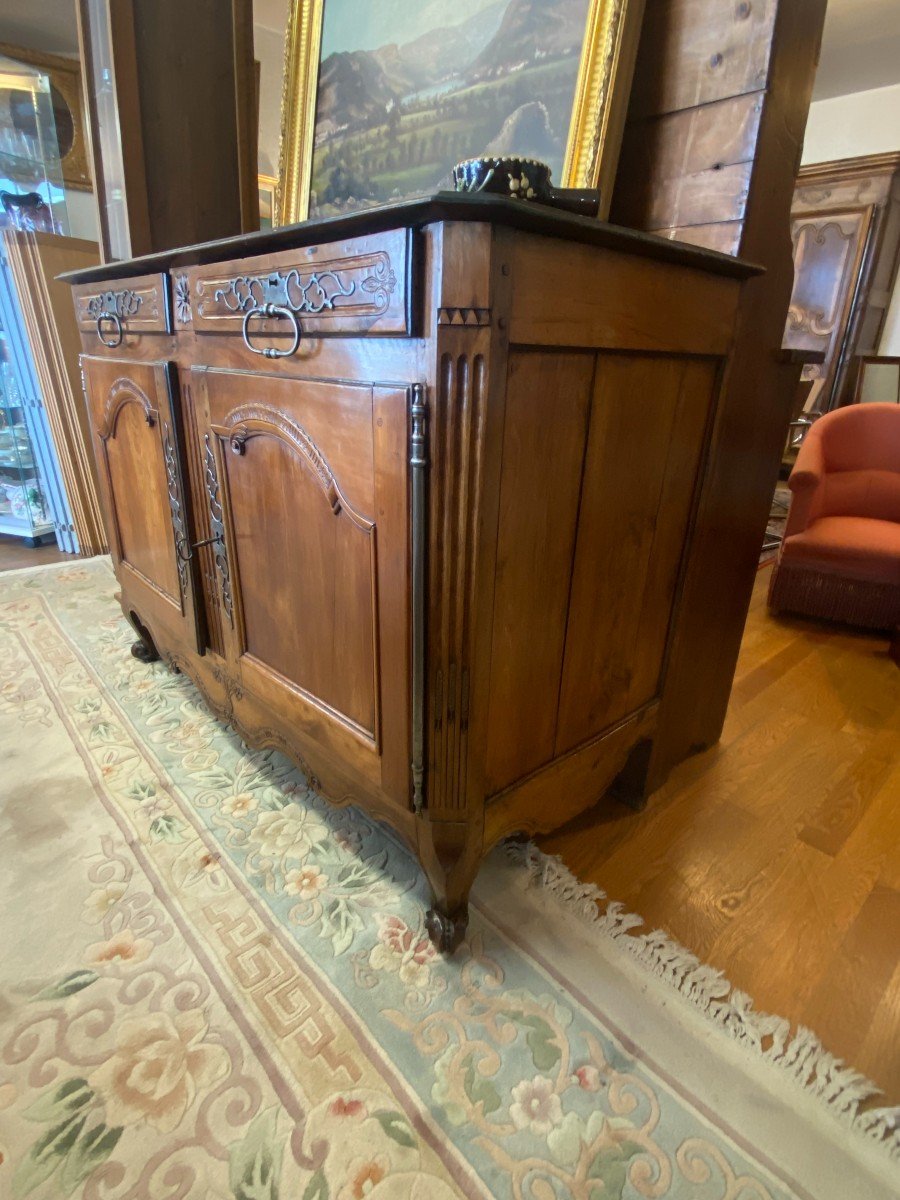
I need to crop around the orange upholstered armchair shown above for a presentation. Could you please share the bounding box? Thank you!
[768,402,900,629]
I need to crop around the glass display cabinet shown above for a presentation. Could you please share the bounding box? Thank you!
[0,52,69,234]
[0,327,54,544]
[0,52,77,549]
[0,240,76,551]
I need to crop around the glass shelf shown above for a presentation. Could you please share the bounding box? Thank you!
[0,328,54,541]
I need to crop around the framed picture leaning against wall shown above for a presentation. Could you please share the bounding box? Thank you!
[277,0,643,225]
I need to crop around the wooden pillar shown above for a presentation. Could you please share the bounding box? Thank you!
[609,0,827,784]
[77,0,258,260]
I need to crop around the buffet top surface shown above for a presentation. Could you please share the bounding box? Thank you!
[60,191,762,286]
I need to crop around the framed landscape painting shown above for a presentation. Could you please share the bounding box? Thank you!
[278,0,640,224]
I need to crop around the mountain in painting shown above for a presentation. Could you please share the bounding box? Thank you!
[317,0,509,136]
[315,50,399,135]
[388,2,506,90]
[469,0,587,75]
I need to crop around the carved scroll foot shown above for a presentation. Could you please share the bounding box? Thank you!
[425,905,469,954]
[130,637,160,664]
[126,610,161,664]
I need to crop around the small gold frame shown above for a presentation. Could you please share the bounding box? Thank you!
[0,42,93,191]
[276,0,642,226]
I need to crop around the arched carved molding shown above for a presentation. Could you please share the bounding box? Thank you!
[98,377,158,441]
[214,402,373,531]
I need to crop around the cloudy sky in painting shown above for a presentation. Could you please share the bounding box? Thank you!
[320,0,502,57]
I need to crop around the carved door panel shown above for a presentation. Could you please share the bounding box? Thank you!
[783,207,873,410]
[82,356,204,653]
[192,367,413,801]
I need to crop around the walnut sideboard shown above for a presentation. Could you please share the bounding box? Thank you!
[64,193,757,950]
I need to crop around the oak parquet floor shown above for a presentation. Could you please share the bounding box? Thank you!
[537,565,900,1102]
[0,533,69,572]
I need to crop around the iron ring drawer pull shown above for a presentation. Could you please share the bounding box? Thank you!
[241,303,302,358]
[96,310,123,347]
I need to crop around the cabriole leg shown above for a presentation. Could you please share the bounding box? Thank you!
[417,818,481,954]
[126,610,161,664]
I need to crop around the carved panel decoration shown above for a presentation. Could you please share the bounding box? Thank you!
[438,308,491,327]
[162,421,189,601]
[199,255,393,320]
[98,378,157,441]
[217,403,373,532]
[427,351,487,815]
[74,274,170,334]
[784,212,870,410]
[185,229,413,337]
[174,274,192,324]
[203,433,233,625]
[783,153,900,411]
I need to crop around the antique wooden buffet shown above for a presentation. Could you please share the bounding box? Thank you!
[64,194,756,949]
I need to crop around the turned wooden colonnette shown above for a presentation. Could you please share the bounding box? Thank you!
[65,193,756,949]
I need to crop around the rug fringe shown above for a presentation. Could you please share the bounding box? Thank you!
[507,841,900,1162]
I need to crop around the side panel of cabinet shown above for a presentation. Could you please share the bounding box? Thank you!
[193,366,411,801]
[81,354,204,654]
[484,348,718,796]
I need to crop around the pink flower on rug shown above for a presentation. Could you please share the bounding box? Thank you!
[340,1156,389,1199]
[221,791,258,818]
[86,928,152,969]
[197,852,222,876]
[369,915,437,988]
[510,1075,563,1136]
[574,1065,601,1091]
[285,865,328,900]
[329,1095,367,1119]
[89,1008,228,1132]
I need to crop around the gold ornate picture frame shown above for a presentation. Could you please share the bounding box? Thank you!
[277,0,642,226]
[0,42,92,191]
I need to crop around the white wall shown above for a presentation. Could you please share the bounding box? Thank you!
[255,23,286,177]
[64,190,98,243]
[801,83,900,354]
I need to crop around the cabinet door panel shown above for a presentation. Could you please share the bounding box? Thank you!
[228,432,377,737]
[82,355,203,653]
[194,367,411,797]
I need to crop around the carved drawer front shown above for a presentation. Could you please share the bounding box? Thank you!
[177,228,413,342]
[73,272,171,345]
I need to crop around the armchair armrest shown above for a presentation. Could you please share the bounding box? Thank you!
[785,429,824,536]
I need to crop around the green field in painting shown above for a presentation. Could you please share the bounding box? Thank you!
[310,58,578,215]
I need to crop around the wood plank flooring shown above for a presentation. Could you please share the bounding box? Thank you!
[0,533,69,572]
[538,564,900,1103]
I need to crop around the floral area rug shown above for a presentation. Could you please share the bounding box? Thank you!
[0,557,896,1200]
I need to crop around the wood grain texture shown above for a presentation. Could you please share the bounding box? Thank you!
[555,354,717,752]
[71,208,747,947]
[0,535,68,570]
[81,355,202,655]
[626,0,776,119]
[538,567,900,1103]
[484,350,594,794]
[610,0,829,789]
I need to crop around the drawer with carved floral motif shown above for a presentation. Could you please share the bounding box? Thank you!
[173,228,415,347]
[71,272,171,346]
